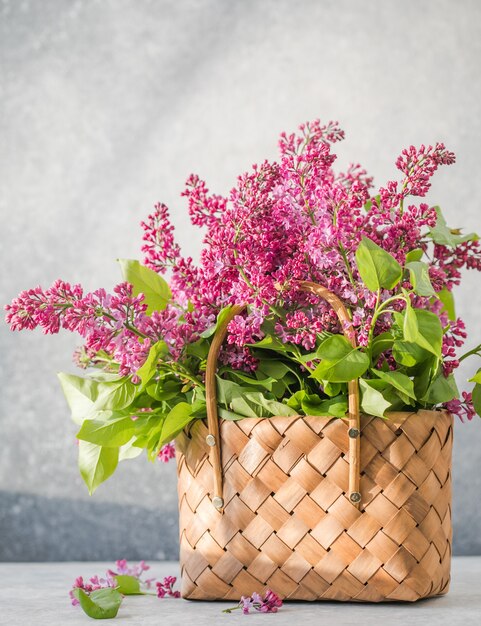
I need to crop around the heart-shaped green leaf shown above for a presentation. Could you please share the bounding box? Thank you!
[355,237,402,291]
[313,335,369,382]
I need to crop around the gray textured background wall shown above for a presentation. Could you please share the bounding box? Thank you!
[1,0,481,561]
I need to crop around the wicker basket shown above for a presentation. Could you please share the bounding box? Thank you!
[175,282,453,602]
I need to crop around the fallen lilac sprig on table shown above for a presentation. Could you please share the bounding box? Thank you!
[70,560,180,619]
[223,590,283,614]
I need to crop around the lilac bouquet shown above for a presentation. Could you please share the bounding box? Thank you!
[6,120,481,493]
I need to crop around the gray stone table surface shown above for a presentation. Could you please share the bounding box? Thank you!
[0,558,480,625]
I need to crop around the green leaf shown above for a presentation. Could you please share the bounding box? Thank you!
[405,248,424,263]
[218,407,245,421]
[113,575,144,595]
[136,341,168,388]
[255,359,292,380]
[323,382,343,397]
[422,373,459,404]
[160,402,193,444]
[146,378,182,401]
[57,373,96,424]
[355,237,402,291]
[471,383,481,417]
[405,261,436,297]
[78,441,119,494]
[437,288,456,321]
[248,335,291,353]
[223,370,276,391]
[469,371,481,384]
[94,378,138,412]
[244,392,299,417]
[74,587,122,619]
[392,341,430,367]
[118,439,144,461]
[118,258,171,314]
[313,335,370,382]
[371,333,394,360]
[412,309,443,358]
[76,413,136,447]
[428,206,478,248]
[359,378,392,418]
[200,305,235,338]
[363,195,380,212]
[301,394,347,417]
[371,369,416,399]
[403,303,419,342]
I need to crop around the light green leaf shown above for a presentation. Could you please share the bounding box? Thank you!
[218,407,245,421]
[471,383,481,417]
[403,302,419,342]
[422,373,459,404]
[118,439,144,461]
[405,261,436,297]
[223,370,276,391]
[313,335,370,382]
[76,413,136,447]
[160,402,193,444]
[93,378,138,412]
[371,369,416,400]
[248,335,291,353]
[359,378,392,418]
[392,341,430,367]
[78,441,119,494]
[200,305,235,338]
[57,373,96,424]
[242,391,297,417]
[230,395,264,417]
[355,237,402,291]
[74,587,122,619]
[363,195,380,212]
[118,258,171,314]
[469,371,481,384]
[58,373,138,416]
[437,288,456,321]
[301,394,347,417]
[405,248,424,263]
[412,309,443,358]
[114,575,144,595]
[136,341,168,388]
[371,333,394,360]
[428,206,478,247]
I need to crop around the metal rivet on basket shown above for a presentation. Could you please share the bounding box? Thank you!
[205,434,216,447]
[350,491,361,504]
[212,496,224,510]
[348,428,360,439]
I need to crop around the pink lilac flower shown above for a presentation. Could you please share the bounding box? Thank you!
[445,391,476,423]
[223,589,283,614]
[156,576,180,598]
[141,203,181,273]
[157,442,176,463]
[70,561,180,606]
[6,119,480,403]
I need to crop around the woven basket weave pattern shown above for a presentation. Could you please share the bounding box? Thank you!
[176,409,452,602]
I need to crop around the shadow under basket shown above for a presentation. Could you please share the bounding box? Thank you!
[175,410,453,602]
[175,282,453,602]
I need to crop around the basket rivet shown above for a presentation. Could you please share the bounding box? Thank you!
[212,496,224,510]
[348,428,360,439]
[350,491,361,503]
[206,434,216,447]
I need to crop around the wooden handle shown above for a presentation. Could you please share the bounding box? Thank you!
[205,281,361,512]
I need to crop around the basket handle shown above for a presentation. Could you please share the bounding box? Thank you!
[205,280,361,513]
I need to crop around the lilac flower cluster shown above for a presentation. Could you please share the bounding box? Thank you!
[6,120,481,422]
[69,560,155,606]
[223,589,283,614]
